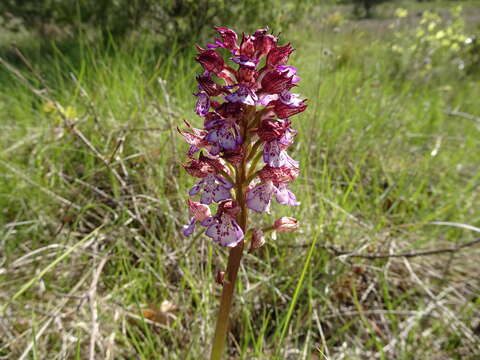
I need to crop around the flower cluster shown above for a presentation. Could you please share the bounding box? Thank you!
[179,27,306,248]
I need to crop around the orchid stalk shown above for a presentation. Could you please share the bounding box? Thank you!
[178,27,306,359]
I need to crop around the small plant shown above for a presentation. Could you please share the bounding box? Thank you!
[324,11,346,29]
[391,6,478,76]
[178,27,306,359]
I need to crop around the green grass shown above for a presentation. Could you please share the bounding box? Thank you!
[1,1,480,359]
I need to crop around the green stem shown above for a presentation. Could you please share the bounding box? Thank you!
[209,242,245,360]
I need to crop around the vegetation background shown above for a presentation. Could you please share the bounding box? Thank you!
[0,0,479,359]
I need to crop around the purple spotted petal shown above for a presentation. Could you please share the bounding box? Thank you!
[201,216,216,227]
[195,91,210,117]
[205,214,244,247]
[207,124,242,151]
[263,141,298,168]
[215,174,233,189]
[217,126,238,150]
[182,217,196,236]
[246,181,276,213]
[275,184,300,206]
[200,190,215,204]
[198,174,232,204]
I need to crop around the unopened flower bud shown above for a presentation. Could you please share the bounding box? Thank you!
[196,48,225,74]
[218,200,240,217]
[273,217,299,232]
[216,270,225,285]
[267,43,294,67]
[214,27,239,52]
[254,31,277,59]
[249,229,265,253]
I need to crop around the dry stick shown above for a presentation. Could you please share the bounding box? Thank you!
[289,237,480,260]
[328,237,480,259]
[443,109,480,124]
[313,309,331,360]
[89,255,110,360]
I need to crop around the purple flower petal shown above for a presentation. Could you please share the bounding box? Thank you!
[189,182,202,196]
[277,65,297,76]
[225,85,258,106]
[263,141,299,168]
[279,91,303,107]
[205,214,244,247]
[182,217,196,236]
[258,94,278,106]
[275,184,300,206]
[195,91,210,117]
[215,175,233,189]
[194,174,232,204]
[207,123,243,151]
[246,181,276,213]
[201,217,216,227]
[217,126,238,150]
[229,55,258,69]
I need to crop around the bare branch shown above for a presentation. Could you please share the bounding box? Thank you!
[288,238,480,260]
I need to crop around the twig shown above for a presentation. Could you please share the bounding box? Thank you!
[322,237,480,259]
[444,109,480,125]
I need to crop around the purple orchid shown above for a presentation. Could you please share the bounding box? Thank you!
[263,140,299,168]
[181,27,307,359]
[180,27,306,248]
[202,213,244,247]
[205,119,243,151]
[182,200,212,236]
[225,85,258,105]
[195,91,211,117]
[189,173,233,205]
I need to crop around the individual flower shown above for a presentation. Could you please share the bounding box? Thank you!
[182,200,212,236]
[209,27,239,53]
[263,140,299,168]
[196,47,225,74]
[202,213,244,247]
[225,85,258,106]
[195,91,210,117]
[189,174,233,205]
[205,119,243,151]
[246,181,277,213]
